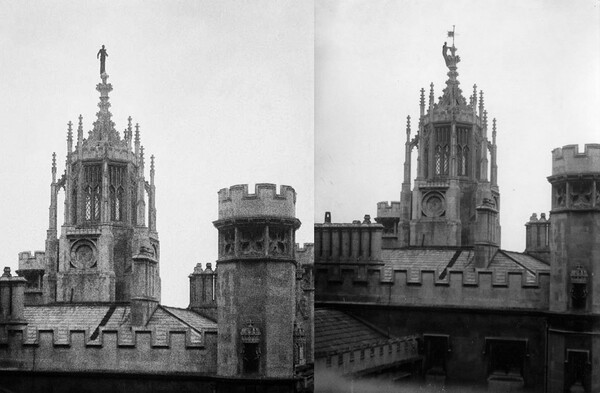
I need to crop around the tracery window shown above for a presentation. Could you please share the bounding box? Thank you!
[71,179,78,223]
[434,126,450,176]
[109,165,125,221]
[83,165,102,222]
[456,127,470,176]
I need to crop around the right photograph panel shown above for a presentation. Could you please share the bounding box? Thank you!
[314,1,600,392]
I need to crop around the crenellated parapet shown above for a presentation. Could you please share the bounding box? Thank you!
[376,201,402,218]
[217,184,297,221]
[550,144,600,176]
[548,144,600,211]
[0,325,218,374]
[315,265,550,310]
[17,251,45,271]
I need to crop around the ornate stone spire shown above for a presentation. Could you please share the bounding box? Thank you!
[438,41,467,109]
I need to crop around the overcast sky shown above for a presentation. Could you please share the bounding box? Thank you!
[316,0,600,252]
[0,1,314,307]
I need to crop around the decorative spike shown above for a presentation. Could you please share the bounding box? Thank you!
[67,121,73,142]
[406,115,411,137]
[150,155,155,185]
[429,83,434,107]
[51,152,57,183]
[479,90,484,114]
[492,118,497,143]
[77,114,83,141]
[135,123,140,144]
[483,110,488,129]
[473,84,477,106]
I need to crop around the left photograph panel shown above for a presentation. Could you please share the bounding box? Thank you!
[0,2,314,392]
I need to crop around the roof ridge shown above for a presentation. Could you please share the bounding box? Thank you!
[157,305,205,335]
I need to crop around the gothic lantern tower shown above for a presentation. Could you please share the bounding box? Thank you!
[214,184,301,378]
[382,38,500,253]
[43,64,159,303]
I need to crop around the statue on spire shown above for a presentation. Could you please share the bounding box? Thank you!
[442,42,460,69]
[97,45,108,75]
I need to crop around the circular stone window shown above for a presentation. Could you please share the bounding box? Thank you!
[422,192,446,217]
[70,240,97,269]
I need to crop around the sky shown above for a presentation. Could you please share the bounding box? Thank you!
[0,1,314,308]
[316,0,600,252]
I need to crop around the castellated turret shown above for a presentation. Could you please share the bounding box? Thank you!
[214,184,301,378]
[548,144,600,313]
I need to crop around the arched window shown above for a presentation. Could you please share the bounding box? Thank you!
[84,164,101,222]
[109,165,125,222]
[85,186,92,220]
[456,146,463,176]
[72,179,78,224]
[463,146,469,176]
[423,145,429,178]
[93,186,101,221]
[435,146,442,175]
[443,145,450,175]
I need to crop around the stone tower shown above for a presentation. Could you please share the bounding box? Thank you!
[546,144,600,392]
[214,184,301,378]
[42,71,159,303]
[378,40,500,253]
[548,144,600,313]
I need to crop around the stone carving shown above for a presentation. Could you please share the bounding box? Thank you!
[70,240,97,269]
[570,265,588,308]
[269,227,289,256]
[97,45,108,75]
[221,229,235,256]
[422,192,446,217]
[570,181,592,208]
[297,297,309,320]
[239,228,264,256]
[442,42,460,69]
[556,184,566,207]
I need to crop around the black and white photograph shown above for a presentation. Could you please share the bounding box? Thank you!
[0,1,314,392]
[314,1,599,392]
[1,1,600,393]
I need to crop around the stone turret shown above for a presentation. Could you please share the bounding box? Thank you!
[547,144,600,313]
[214,184,301,378]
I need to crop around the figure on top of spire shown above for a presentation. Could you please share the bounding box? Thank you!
[97,45,108,75]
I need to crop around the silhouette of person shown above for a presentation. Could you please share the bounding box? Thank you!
[97,45,108,75]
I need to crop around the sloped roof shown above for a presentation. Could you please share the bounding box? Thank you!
[23,304,217,334]
[315,308,389,356]
[381,248,549,275]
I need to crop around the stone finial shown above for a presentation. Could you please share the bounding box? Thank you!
[77,114,84,142]
[479,90,484,116]
[483,110,488,129]
[193,263,203,274]
[529,213,538,222]
[134,123,140,144]
[492,118,497,144]
[406,115,411,137]
[204,263,213,272]
[363,214,371,224]
[540,213,547,221]
[128,116,133,132]
[324,212,331,224]
[67,121,73,142]
[419,88,425,113]
[2,267,11,277]
[51,152,57,182]
[429,83,435,107]
[472,84,477,106]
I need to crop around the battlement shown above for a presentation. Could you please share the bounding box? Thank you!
[217,183,296,220]
[376,201,402,218]
[18,251,45,270]
[0,325,218,374]
[551,144,600,176]
[315,265,550,310]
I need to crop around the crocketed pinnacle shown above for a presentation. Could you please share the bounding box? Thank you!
[89,73,120,143]
[438,43,467,110]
